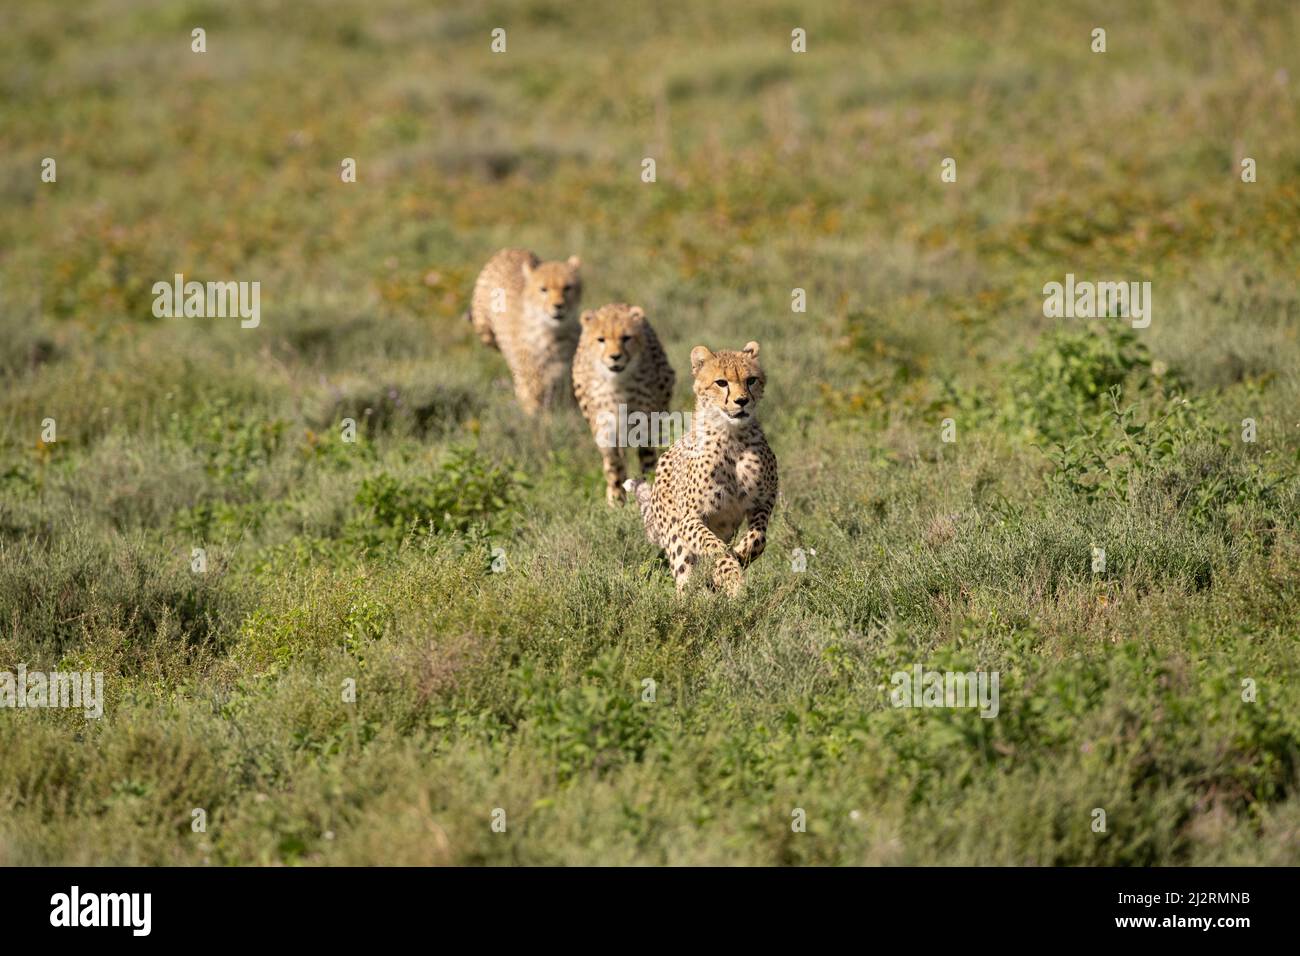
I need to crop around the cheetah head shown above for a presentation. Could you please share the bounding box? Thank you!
[521,255,582,324]
[580,303,649,374]
[690,341,765,426]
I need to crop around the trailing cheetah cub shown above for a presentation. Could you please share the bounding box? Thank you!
[466,248,582,414]
[625,342,777,596]
[572,304,676,505]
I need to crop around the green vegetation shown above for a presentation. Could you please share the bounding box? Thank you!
[1,0,1297,865]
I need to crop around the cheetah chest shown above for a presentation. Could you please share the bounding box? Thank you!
[700,446,765,542]
[508,321,576,378]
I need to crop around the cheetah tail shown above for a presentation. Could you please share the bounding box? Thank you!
[624,477,653,512]
[465,308,499,350]
[623,478,659,545]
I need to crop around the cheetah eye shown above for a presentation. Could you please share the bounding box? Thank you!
[714,379,728,388]
[597,337,605,343]
[620,335,631,343]
[539,286,548,293]
[562,284,573,293]
[746,376,757,386]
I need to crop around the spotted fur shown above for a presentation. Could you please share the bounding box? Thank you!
[572,303,676,505]
[466,248,582,414]
[626,341,778,596]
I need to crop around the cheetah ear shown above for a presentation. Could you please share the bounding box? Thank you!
[521,260,533,278]
[567,255,581,270]
[690,345,714,375]
[742,341,760,357]
[628,306,646,321]
[580,309,595,326]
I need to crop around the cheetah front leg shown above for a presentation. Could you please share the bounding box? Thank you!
[600,446,627,505]
[735,498,773,568]
[515,390,542,416]
[511,369,544,416]
[670,514,744,596]
[668,546,700,594]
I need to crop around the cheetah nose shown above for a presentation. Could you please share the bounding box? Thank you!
[734,396,750,407]
[609,352,623,362]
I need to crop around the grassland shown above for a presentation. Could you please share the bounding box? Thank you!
[1,0,1298,865]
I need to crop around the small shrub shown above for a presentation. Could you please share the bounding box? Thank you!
[348,447,527,549]
[1006,327,1169,443]
[168,399,287,485]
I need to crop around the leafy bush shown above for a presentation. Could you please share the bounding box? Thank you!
[1044,388,1284,530]
[349,448,526,548]
[518,655,667,782]
[174,499,279,541]
[1002,327,1169,443]
[316,381,482,439]
[168,399,287,485]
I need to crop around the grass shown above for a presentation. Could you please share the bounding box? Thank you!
[1,0,1298,865]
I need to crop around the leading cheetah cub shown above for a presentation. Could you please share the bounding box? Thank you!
[625,341,777,596]
[572,304,676,505]
[466,248,582,414]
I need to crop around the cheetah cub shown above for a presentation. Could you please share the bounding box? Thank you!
[625,342,777,596]
[572,304,676,505]
[466,248,582,414]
